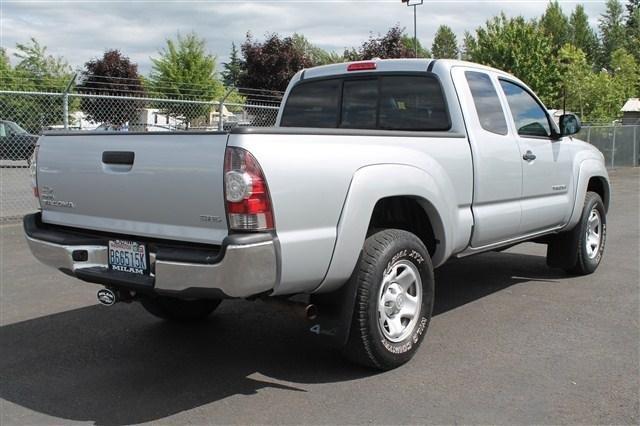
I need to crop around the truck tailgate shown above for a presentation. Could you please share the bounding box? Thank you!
[36,132,229,244]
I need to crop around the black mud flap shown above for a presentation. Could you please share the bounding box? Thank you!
[546,230,579,270]
[308,274,359,348]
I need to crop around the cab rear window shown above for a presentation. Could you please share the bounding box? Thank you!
[280,74,450,131]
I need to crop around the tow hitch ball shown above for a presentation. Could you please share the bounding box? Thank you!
[97,288,134,306]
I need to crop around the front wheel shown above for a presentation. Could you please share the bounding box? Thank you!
[547,191,607,275]
[342,229,434,370]
[139,296,221,321]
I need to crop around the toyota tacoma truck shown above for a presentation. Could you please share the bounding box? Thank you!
[24,59,610,370]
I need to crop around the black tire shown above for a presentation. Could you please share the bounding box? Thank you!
[139,296,221,321]
[342,229,434,370]
[547,191,607,275]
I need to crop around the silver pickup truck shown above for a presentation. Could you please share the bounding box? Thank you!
[24,59,609,370]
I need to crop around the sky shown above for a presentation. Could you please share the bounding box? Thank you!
[1,0,609,75]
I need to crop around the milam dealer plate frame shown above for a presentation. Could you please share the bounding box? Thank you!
[108,239,149,275]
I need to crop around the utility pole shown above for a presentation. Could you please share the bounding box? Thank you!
[402,0,424,58]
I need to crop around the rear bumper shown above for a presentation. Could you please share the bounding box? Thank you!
[23,213,278,298]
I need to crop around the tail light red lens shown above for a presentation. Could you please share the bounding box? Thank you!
[224,146,274,231]
[30,144,40,202]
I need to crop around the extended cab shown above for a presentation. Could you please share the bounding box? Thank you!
[25,59,610,370]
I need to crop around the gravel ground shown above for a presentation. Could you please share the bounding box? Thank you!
[0,168,638,425]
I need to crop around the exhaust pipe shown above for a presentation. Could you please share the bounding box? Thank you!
[97,287,135,306]
[97,288,117,306]
[261,297,318,320]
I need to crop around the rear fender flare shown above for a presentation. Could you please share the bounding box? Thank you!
[314,164,456,294]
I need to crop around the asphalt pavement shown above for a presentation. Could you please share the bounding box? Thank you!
[1,168,638,425]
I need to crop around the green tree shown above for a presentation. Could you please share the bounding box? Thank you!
[149,33,224,127]
[569,5,599,64]
[558,44,592,118]
[557,44,636,123]
[540,1,570,52]
[599,0,626,69]
[2,39,73,132]
[222,43,244,87]
[610,48,640,98]
[584,70,622,122]
[0,48,11,76]
[431,25,459,59]
[13,37,71,91]
[401,35,430,58]
[465,14,560,105]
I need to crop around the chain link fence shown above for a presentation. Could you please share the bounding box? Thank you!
[1,88,638,223]
[0,89,282,222]
[576,125,640,168]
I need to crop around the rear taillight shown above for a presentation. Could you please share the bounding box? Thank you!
[224,146,274,231]
[29,144,40,203]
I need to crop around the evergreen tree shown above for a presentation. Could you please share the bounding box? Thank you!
[625,0,640,63]
[400,35,430,58]
[431,25,459,59]
[222,43,243,87]
[599,0,626,69]
[569,5,599,64]
[461,31,476,61]
[540,1,570,52]
[626,0,640,27]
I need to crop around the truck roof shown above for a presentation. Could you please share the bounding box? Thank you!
[296,58,515,83]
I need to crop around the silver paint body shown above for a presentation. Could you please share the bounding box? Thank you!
[31,59,609,297]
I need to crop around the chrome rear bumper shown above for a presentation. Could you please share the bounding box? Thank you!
[24,213,278,298]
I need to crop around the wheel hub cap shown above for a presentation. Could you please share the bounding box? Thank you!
[585,208,602,259]
[378,260,422,343]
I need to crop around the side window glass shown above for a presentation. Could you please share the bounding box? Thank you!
[0,124,5,137]
[499,80,551,137]
[340,79,378,129]
[378,76,450,131]
[465,71,508,135]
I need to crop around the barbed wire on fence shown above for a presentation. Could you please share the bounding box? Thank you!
[1,73,285,102]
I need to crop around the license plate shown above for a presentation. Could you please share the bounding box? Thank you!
[108,240,148,275]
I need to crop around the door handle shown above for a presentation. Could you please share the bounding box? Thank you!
[522,150,536,161]
[102,151,135,165]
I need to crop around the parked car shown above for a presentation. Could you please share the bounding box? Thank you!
[93,123,129,132]
[24,59,609,370]
[0,120,38,164]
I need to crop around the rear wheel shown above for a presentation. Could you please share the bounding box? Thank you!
[139,296,221,321]
[342,229,434,370]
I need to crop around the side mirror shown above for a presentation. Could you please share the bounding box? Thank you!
[559,113,581,137]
